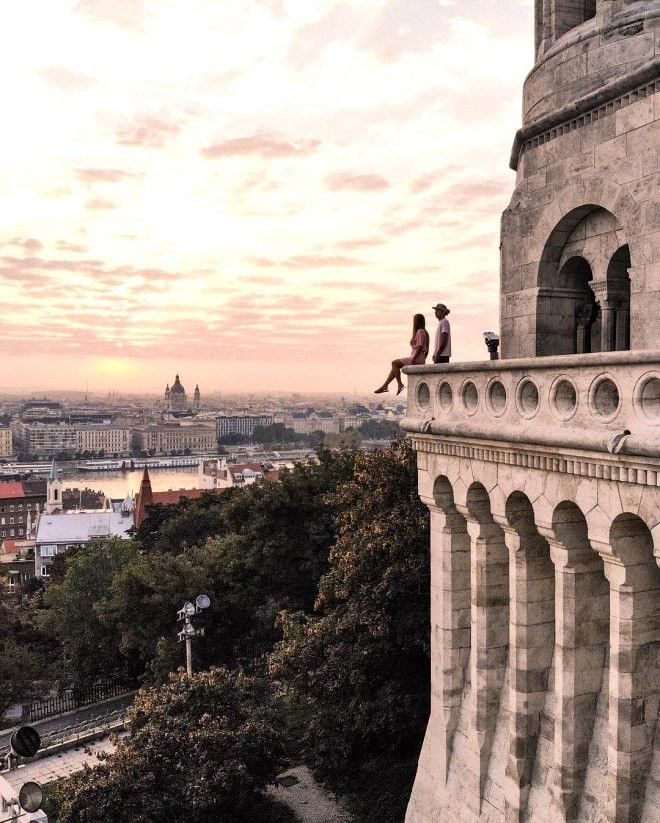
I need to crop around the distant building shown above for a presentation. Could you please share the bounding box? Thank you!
[0,540,36,599]
[76,424,131,456]
[0,479,46,545]
[193,384,201,413]
[198,457,279,490]
[0,426,12,458]
[216,414,274,440]
[11,421,77,458]
[164,374,190,414]
[132,423,216,455]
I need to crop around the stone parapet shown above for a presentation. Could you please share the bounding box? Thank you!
[402,352,660,460]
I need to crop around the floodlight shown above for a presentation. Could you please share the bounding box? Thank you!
[19,782,43,813]
[183,601,196,617]
[196,594,210,610]
[184,622,196,636]
[10,727,41,758]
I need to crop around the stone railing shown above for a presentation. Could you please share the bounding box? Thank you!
[401,350,660,459]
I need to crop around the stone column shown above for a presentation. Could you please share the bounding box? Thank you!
[615,305,629,351]
[600,552,660,822]
[600,298,617,353]
[461,505,509,810]
[500,522,555,823]
[407,498,470,821]
[548,539,609,821]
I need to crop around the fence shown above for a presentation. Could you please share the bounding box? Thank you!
[22,679,131,723]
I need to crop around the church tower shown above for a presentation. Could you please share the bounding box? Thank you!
[46,458,63,514]
[164,383,171,411]
[405,3,659,823]
[193,384,201,413]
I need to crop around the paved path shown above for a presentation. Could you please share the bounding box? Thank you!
[3,737,119,789]
[0,693,133,754]
[268,766,353,822]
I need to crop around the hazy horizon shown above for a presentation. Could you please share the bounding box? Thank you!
[0,0,533,393]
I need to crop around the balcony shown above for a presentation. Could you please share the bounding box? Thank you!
[402,351,660,464]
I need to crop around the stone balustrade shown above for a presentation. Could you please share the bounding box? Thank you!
[402,350,660,461]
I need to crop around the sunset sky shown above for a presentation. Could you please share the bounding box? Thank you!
[0,0,533,394]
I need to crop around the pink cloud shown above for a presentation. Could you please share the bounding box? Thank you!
[285,255,361,269]
[76,168,133,183]
[326,172,390,192]
[85,198,117,210]
[115,116,180,149]
[38,67,95,92]
[4,238,44,253]
[74,0,147,31]
[201,134,320,159]
[335,237,385,250]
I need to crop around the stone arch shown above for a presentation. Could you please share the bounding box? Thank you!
[536,205,632,355]
[433,474,458,513]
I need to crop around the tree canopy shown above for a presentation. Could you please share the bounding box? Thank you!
[271,441,430,820]
[49,668,295,823]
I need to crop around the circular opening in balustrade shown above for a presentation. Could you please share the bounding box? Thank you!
[461,380,479,415]
[634,373,660,424]
[589,375,620,421]
[516,378,539,419]
[416,381,431,412]
[486,379,507,416]
[437,381,453,413]
[550,377,578,420]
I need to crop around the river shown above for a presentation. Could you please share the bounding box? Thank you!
[58,466,201,500]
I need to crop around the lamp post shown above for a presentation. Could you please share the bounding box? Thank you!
[483,331,500,360]
[176,594,210,677]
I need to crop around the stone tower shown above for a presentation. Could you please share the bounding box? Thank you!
[193,384,201,413]
[404,3,659,822]
[45,458,62,514]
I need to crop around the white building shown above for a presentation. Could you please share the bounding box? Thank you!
[34,504,135,579]
[216,414,274,439]
[198,458,276,489]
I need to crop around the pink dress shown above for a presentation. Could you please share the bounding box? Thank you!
[400,329,429,366]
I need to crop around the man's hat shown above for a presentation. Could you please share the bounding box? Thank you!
[432,303,449,312]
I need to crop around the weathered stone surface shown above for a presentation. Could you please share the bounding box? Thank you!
[405,4,660,822]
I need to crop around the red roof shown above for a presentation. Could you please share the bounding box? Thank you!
[134,487,220,526]
[0,482,25,500]
[149,488,211,506]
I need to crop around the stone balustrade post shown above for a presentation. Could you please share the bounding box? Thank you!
[408,496,471,817]
[498,520,555,823]
[597,546,660,823]
[459,505,509,811]
[547,537,609,822]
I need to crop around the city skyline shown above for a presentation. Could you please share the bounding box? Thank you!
[0,0,533,392]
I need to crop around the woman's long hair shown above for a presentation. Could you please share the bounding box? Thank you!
[410,313,427,346]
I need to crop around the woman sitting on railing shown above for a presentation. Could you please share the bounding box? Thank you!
[375,313,429,395]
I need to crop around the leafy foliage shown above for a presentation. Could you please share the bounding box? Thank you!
[271,440,430,821]
[50,668,295,823]
[0,587,52,718]
[41,539,140,686]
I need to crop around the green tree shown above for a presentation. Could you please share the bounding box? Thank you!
[49,668,295,823]
[271,441,430,821]
[252,423,299,445]
[357,418,401,440]
[0,584,53,719]
[41,539,140,686]
[324,429,363,449]
[101,450,358,681]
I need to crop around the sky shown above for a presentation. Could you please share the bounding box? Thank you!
[0,0,534,394]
